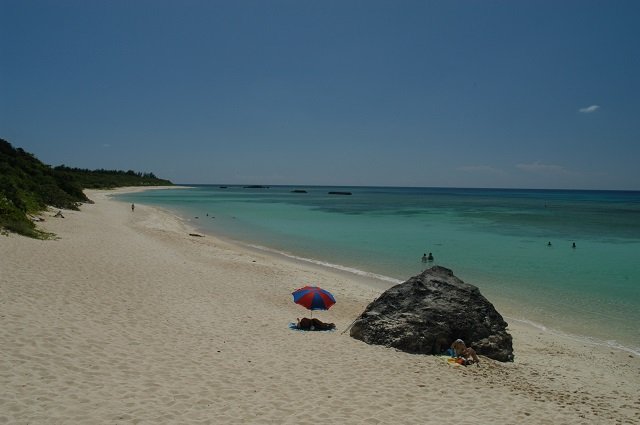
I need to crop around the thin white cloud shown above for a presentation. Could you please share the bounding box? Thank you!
[102,143,111,148]
[516,161,571,175]
[457,165,506,176]
[579,105,600,113]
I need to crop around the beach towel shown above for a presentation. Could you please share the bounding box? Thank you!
[442,357,463,367]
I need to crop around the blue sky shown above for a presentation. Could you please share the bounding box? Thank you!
[2,1,639,189]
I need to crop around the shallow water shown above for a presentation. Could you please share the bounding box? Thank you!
[117,185,640,353]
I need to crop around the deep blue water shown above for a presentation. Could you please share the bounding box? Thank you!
[117,185,640,353]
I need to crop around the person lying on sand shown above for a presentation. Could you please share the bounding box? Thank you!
[451,339,480,365]
[296,317,336,331]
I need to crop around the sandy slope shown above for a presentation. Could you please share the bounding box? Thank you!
[1,188,638,424]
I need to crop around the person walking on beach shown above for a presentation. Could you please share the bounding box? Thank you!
[131,203,135,212]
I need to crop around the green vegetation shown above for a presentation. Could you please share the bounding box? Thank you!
[0,138,172,238]
[53,165,172,189]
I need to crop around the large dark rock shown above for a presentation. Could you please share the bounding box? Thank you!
[350,266,514,361]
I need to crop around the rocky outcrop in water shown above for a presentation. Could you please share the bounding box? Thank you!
[349,266,514,361]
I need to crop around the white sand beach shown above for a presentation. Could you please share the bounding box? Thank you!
[1,188,638,424]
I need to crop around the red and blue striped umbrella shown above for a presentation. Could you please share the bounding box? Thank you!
[292,285,336,312]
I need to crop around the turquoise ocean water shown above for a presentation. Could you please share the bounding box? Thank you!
[117,186,640,354]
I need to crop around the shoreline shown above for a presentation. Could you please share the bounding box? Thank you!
[1,187,638,424]
[226,239,640,357]
[117,187,640,357]
[206,232,640,357]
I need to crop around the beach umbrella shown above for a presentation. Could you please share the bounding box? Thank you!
[292,285,336,318]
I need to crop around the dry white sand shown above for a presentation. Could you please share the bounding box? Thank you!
[1,188,638,424]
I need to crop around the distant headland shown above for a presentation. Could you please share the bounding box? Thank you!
[0,138,173,239]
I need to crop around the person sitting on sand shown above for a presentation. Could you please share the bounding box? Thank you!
[451,339,480,365]
[296,317,336,331]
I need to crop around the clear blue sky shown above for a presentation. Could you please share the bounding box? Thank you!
[2,1,639,189]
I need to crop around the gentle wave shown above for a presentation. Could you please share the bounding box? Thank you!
[505,316,640,357]
[246,243,403,285]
